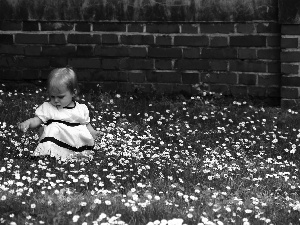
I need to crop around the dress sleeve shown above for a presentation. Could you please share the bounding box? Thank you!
[35,102,50,123]
[82,104,91,125]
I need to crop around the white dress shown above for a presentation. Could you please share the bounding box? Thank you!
[33,101,94,161]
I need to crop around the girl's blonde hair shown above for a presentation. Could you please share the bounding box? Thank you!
[47,67,79,96]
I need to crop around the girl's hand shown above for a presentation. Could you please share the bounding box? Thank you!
[18,121,30,132]
[95,131,104,139]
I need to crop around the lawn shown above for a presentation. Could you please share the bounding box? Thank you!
[1,84,300,225]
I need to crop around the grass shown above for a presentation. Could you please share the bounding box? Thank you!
[1,84,300,225]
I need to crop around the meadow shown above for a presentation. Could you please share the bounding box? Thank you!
[1,84,300,225]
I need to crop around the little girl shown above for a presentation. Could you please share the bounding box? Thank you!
[18,67,99,161]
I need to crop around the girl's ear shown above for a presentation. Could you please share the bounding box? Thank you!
[73,89,78,96]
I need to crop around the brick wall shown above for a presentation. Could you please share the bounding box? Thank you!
[2,1,300,108]
[281,25,300,108]
[0,20,282,103]
[279,0,300,109]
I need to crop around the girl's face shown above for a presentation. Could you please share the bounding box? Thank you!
[49,85,75,109]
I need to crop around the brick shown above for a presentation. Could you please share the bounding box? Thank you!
[102,34,119,44]
[210,37,228,47]
[42,46,76,56]
[201,48,237,59]
[174,35,209,46]
[83,70,109,82]
[281,64,299,74]
[128,24,144,32]
[239,73,257,85]
[49,57,68,68]
[41,22,74,31]
[22,69,40,79]
[75,22,91,32]
[95,46,128,57]
[0,21,22,31]
[128,72,146,83]
[101,70,128,83]
[0,44,24,54]
[230,36,266,47]
[210,60,227,71]
[97,82,119,92]
[257,74,280,86]
[266,87,280,98]
[236,23,255,33]
[148,47,182,58]
[24,46,41,56]
[77,46,94,56]
[267,36,280,47]
[281,38,298,48]
[68,58,101,69]
[263,97,280,107]
[129,47,147,57]
[201,72,237,84]
[257,49,280,60]
[120,35,154,45]
[238,49,257,59]
[76,69,95,81]
[155,59,173,70]
[67,34,100,44]
[281,51,300,62]
[248,86,266,97]
[181,24,198,34]
[0,56,17,67]
[49,34,67,45]
[183,48,200,58]
[200,23,234,34]
[209,84,230,95]
[175,59,210,70]
[117,82,137,93]
[281,25,300,35]
[257,23,280,33]
[281,76,300,86]
[230,85,248,96]
[230,60,266,72]
[93,23,126,32]
[15,34,48,44]
[0,34,14,44]
[23,21,39,31]
[182,72,200,84]
[19,57,49,68]
[102,59,119,70]
[41,69,52,80]
[120,59,154,70]
[281,87,300,98]
[147,71,181,83]
[131,83,153,93]
[0,69,23,80]
[281,99,300,109]
[101,71,127,82]
[173,84,192,94]
[267,62,280,73]
[118,83,136,92]
[146,24,179,33]
[152,84,174,93]
[156,36,172,45]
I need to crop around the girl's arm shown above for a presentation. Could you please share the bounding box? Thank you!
[86,123,103,139]
[18,117,43,132]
